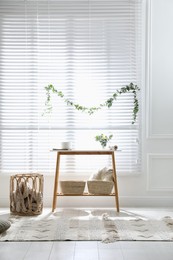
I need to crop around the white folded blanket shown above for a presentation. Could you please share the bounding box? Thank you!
[89,167,114,182]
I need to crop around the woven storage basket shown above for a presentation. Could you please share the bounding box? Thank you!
[60,181,85,195]
[87,180,113,195]
[10,173,43,216]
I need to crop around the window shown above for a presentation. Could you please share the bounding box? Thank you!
[0,0,142,176]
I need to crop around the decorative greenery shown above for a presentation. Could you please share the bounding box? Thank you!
[95,134,113,149]
[44,82,140,124]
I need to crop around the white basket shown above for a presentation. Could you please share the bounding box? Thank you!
[60,181,86,195]
[87,180,113,195]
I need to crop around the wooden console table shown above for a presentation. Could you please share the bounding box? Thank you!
[52,150,119,212]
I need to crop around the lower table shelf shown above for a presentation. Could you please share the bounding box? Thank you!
[56,192,116,196]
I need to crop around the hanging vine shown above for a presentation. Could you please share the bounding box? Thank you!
[44,82,140,124]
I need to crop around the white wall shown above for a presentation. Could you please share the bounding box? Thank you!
[0,0,173,208]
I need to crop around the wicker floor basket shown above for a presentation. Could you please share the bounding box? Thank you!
[60,181,85,195]
[87,180,113,195]
[10,173,44,216]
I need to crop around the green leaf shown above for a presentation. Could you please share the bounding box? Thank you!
[43,82,140,124]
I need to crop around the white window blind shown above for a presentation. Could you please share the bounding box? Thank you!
[0,0,142,176]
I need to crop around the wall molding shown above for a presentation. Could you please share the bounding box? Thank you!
[147,153,173,191]
[1,195,173,208]
[146,0,153,139]
[146,0,173,139]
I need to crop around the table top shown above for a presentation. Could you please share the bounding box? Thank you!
[51,149,117,155]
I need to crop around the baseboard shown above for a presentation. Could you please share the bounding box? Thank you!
[45,195,173,208]
[1,196,172,208]
[0,198,10,208]
[119,196,173,207]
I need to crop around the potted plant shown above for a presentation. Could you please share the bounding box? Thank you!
[95,134,113,149]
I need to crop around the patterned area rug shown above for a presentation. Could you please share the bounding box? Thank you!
[0,209,173,242]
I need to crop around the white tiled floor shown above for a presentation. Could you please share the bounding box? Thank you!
[0,208,173,260]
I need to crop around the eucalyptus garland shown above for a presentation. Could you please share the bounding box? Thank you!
[44,82,140,124]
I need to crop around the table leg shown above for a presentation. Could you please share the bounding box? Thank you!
[52,152,61,212]
[111,152,119,212]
